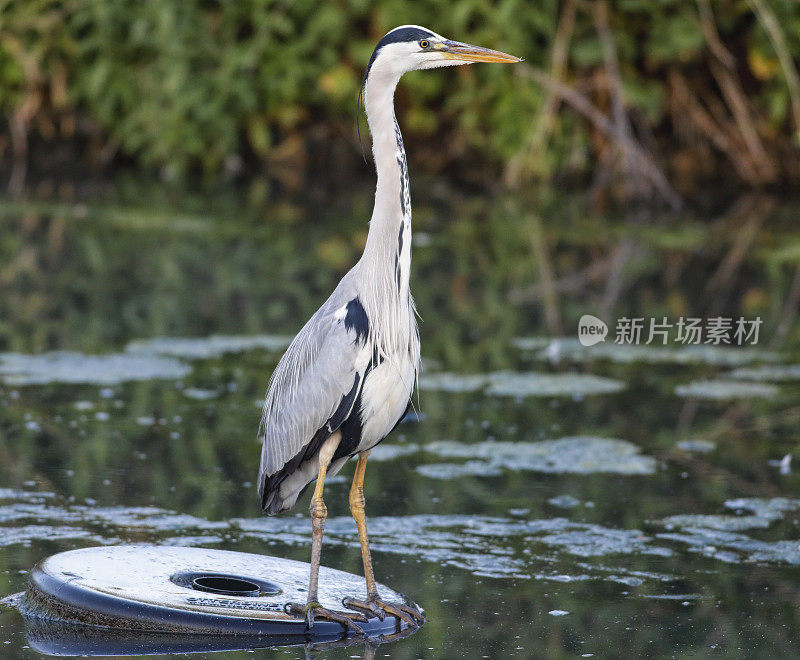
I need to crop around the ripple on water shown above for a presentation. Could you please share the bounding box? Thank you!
[662,498,800,532]
[538,527,672,558]
[484,372,625,397]
[674,379,780,400]
[417,437,657,477]
[676,439,716,453]
[509,337,553,352]
[417,373,488,393]
[367,443,421,461]
[126,334,292,360]
[548,495,581,509]
[728,364,800,382]
[416,461,504,479]
[658,498,800,564]
[0,491,674,583]
[0,525,104,547]
[574,564,678,586]
[0,501,228,543]
[181,387,221,400]
[0,334,297,386]
[233,514,673,580]
[518,337,779,366]
[419,371,625,397]
[0,488,54,502]
[6,492,800,585]
[85,506,230,531]
[0,352,191,386]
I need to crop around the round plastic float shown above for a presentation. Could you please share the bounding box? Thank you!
[19,546,421,640]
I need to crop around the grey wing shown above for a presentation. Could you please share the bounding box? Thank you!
[257,299,370,498]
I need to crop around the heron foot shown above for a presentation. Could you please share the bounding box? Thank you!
[285,601,367,634]
[342,594,425,627]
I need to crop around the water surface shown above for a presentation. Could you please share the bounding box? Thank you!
[1,190,800,657]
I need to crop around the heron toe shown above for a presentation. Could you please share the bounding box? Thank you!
[343,595,425,627]
[286,601,367,634]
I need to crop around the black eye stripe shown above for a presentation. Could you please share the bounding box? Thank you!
[376,27,435,49]
[364,27,437,79]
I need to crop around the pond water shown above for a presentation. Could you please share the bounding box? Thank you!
[1,187,800,657]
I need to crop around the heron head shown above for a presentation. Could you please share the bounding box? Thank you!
[364,25,522,83]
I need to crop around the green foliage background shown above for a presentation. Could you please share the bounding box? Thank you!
[1,0,799,192]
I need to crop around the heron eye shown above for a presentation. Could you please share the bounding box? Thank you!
[419,40,429,49]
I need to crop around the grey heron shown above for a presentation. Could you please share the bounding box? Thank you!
[257,25,520,632]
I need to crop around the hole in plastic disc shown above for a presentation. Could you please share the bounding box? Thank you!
[191,575,261,596]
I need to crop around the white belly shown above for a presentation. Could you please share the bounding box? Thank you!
[357,350,416,452]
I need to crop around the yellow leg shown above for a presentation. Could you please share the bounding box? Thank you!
[343,450,425,627]
[306,432,339,607]
[349,450,378,597]
[286,431,366,633]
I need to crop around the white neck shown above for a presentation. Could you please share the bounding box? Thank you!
[360,62,412,302]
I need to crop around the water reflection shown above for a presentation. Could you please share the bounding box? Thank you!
[20,616,413,657]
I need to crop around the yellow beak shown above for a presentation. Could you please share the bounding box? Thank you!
[441,40,522,64]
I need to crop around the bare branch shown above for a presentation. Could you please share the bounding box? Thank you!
[696,0,736,69]
[516,64,682,210]
[747,0,800,141]
[505,0,576,187]
[710,60,778,182]
[669,70,761,183]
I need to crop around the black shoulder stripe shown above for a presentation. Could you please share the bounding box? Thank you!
[344,297,369,343]
[328,373,361,432]
[397,222,405,287]
[397,156,407,217]
[334,362,373,460]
